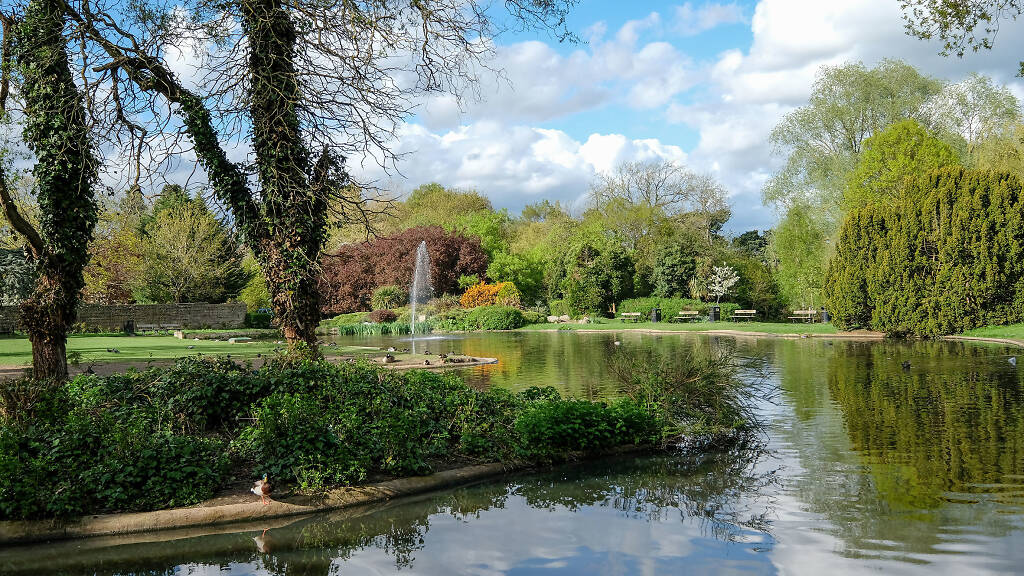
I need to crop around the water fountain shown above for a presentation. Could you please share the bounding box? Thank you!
[409,241,433,350]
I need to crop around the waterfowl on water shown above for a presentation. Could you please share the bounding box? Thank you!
[252,474,272,505]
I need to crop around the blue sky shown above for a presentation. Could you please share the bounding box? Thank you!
[347,0,1024,234]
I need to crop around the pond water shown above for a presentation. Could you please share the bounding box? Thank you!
[3,332,1024,575]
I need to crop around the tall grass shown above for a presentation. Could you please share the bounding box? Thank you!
[326,320,436,336]
[606,345,774,447]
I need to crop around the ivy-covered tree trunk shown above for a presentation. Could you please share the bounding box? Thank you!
[239,0,328,353]
[0,0,99,380]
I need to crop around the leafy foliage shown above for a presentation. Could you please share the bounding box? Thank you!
[0,355,713,519]
[371,285,408,310]
[136,196,250,304]
[826,167,1024,335]
[844,119,961,209]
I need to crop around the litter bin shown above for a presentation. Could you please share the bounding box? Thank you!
[650,307,661,322]
[711,306,720,322]
[821,307,830,323]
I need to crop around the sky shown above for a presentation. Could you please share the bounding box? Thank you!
[346,0,1024,234]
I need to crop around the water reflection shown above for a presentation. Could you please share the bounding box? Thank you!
[769,339,1024,568]
[3,334,1024,575]
[0,446,776,576]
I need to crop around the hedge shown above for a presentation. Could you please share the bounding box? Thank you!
[825,167,1024,336]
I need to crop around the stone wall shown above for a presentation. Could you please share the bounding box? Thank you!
[0,303,247,333]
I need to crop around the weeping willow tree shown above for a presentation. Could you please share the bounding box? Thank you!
[62,0,578,356]
[0,1,99,380]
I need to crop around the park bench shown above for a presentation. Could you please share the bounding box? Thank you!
[728,309,757,322]
[788,310,818,323]
[618,312,642,323]
[672,310,701,323]
[135,323,158,333]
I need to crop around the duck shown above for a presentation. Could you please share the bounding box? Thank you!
[901,361,911,371]
[252,474,272,505]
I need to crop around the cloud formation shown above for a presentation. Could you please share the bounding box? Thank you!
[354,0,1024,232]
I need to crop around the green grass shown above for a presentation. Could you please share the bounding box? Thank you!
[517,320,840,335]
[0,334,377,367]
[960,323,1024,340]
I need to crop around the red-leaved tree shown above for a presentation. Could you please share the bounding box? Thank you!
[319,226,488,315]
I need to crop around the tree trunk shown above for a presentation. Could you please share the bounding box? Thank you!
[263,242,322,356]
[20,269,76,380]
[29,332,68,380]
[242,0,328,357]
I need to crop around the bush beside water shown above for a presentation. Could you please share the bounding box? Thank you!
[0,355,718,520]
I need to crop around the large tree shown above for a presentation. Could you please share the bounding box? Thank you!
[137,197,249,304]
[763,59,943,214]
[843,119,961,209]
[65,0,576,356]
[0,1,99,380]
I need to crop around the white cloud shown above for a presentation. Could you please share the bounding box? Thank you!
[361,0,1024,234]
[352,122,686,213]
[673,2,747,36]
[416,12,696,130]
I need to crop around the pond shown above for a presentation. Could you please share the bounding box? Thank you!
[2,331,1023,575]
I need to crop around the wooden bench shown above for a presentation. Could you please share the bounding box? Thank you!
[135,323,158,333]
[728,309,757,322]
[618,312,642,323]
[672,310,701,323]
[788,310,818,323]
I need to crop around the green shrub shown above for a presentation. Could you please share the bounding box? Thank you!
[467,305,526,330]
[514,398,660,459]
[0,380,227,519]
[549,299,570,318]
[826,168,1024,335]
[432,308,472,331]
[371,285,408,310]
[368,309,398,323]
[245,311,273,328]
[495,282,522,307]
[429,294,462,312]
[521,310,545,324]
[238,392,366,484]
[1,354,718,520]
[458,274,480,291]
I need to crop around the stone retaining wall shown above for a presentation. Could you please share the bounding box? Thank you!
[0,303,247,333]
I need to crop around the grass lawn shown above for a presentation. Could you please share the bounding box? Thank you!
[0,334,377,368]
[518,320,840,335]
[960,324,1024,340]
